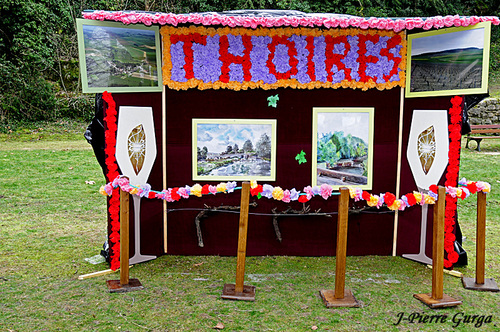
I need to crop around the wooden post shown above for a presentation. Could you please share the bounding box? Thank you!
[120,189,130,285]
[162,84,168,254]
[106,189,144,293]
[392,86,405,256]
[462,191,499,291]
[414,186,461,307]
[319,187,359,308]
[221,182,256,301]
[235,181,250,293]
[334,187,349,299]
[431,186,445,300]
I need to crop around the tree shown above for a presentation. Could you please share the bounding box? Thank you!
[233,143,239,153]
[243,139,254,152]
[197,146,208,160]
[256,133,271,159]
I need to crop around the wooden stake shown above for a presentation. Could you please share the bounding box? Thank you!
[334,187,349,299]
[235,182,250,293]
[106,188,144,293]
[120,189,130,285]
[319,187,359,308]
[431,186,445,300]
[78,266,133,280]
[414,186,461,308]
[476,191,486,285]
[392,86,405,256]
[162,84,168,254]
[222,182,256,301]
[462,191,499,291]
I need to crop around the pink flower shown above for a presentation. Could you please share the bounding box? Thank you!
[320,184,333,200]
[394,19,405,32]
[368,17,379,29]
[325,18,340,28]
[142,15,153,26]
[469,16,480,25]
[386,20,395,30]
[414,18,425,28]
[339,18,350,28]
[282,190,291,203]
[405,18,416,30]
[117,177,129,187]
[209,185,217,195]
[453,16,462,27]
[476,181,491,193]
[304,186,314,200]
[423,19,434,30]
[178,187,189,199]
[444,15,454,27]
[348,17,361,27]
[202,15,211,26]
[434,16,444,28]
[104,183,114,195]
[359,18,370,30]
[290,17,300,27]
[377,19,388,30]
[157,13,168,25]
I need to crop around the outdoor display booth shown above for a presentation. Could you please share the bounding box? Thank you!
[77,10,498,273]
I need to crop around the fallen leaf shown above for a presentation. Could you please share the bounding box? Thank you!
[85,180,96,185]
[311,326,318,330]
[69,167,74,170]
[214,322,224,329]
[193,262,204,267]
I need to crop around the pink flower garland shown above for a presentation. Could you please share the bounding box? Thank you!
[101,176,490,209]
[82,11,499,31]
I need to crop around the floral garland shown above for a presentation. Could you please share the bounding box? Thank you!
[443,96,463,268]
[102,92,121,271]
[83,10,499,32]
[161,25,406,91]
[100,176,490,209]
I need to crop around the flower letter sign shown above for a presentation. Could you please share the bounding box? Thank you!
[161,26,406,91]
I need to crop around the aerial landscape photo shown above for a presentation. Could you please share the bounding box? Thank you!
[82,24,159,88]
[409,27,485,93]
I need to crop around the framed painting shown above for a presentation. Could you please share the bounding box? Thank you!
[312,108,374,190]
[76,18,162,93]
[192,119,277,181]
[405,21,491,98]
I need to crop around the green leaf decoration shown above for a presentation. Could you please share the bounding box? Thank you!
[257,193,262,199]
[295,150,307,164]
[267,94,279,108]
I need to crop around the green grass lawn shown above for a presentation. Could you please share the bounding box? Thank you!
[0,121,499,331]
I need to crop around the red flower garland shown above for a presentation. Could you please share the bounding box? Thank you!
[444,95,463,268]
[103,92,121,271]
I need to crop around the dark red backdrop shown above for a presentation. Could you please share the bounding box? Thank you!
[108,88,457,258]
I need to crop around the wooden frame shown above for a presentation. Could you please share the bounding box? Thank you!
[406,22,491,98]
[76,18,162,93]
[192,119,277,182]
[312,108,374,190]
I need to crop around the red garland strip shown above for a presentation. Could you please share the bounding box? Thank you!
[444,95,463,268]
[103,91,121,271]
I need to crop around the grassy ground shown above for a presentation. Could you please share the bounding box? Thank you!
[0,121,499,331]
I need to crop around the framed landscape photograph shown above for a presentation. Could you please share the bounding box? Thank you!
[192,119,277,181]
[76,18,162,93]
[312,108,374,190]
[406,21,491,98]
